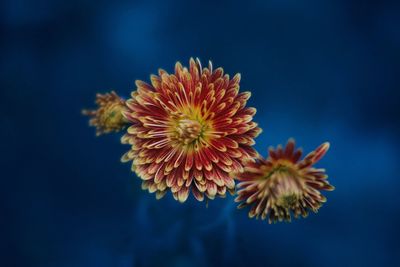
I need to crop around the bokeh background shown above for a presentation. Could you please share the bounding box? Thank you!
[1,0,400,266]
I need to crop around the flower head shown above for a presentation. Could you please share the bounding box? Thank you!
[121,58,261,202]
[82,91,128,136]
[235,139,334,223]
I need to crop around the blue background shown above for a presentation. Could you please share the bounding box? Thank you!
[1,0,400,266]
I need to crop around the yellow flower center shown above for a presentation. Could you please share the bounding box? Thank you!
[176,119,202,144]
[269,165,303,209]
[100,103,125,129]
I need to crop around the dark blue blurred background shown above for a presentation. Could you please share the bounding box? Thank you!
[1,0,400,266]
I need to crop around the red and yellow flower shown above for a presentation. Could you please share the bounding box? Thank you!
[235,139,334,223]
[121,58,261,202]
[82,91,128,136]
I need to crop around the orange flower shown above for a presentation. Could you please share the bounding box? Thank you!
[235,139,334,223]
[121,58,261,202]
[82,91,128,136]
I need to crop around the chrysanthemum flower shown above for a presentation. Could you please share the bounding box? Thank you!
[121,58,261,202]
[235,139,334,223]
[82,91,128,136]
